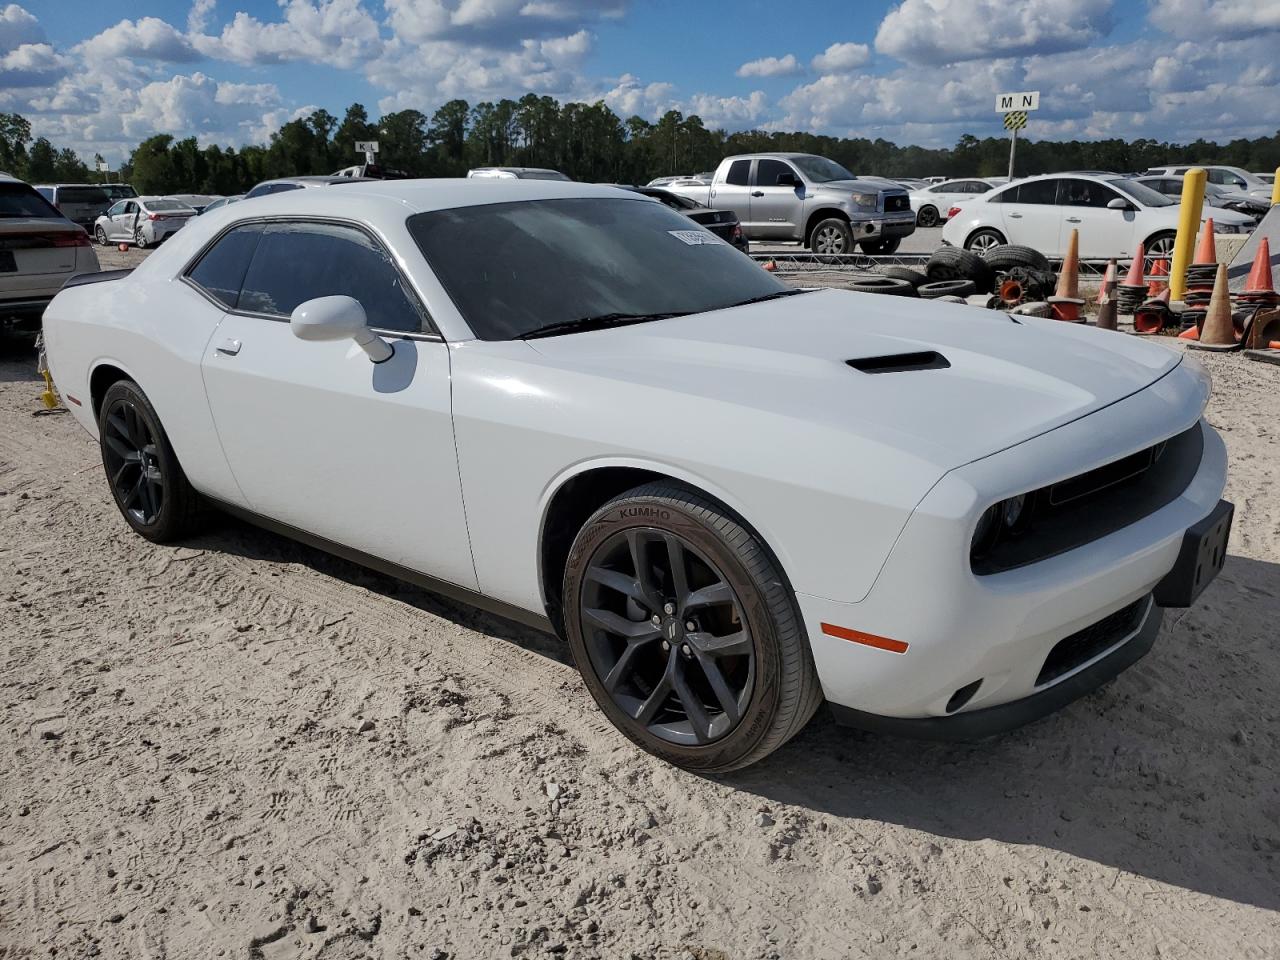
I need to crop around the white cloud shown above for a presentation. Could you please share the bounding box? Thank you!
[736,53,801,78]
[1150,0,1280,39]
[384,0,624,44]
[594,73,675,117]
[195,0,382,68]
[187,0,217,34]
[0,42,68,88]
[687,90,769,129]
[0,3,42,50]
[875,0,1115,64]
[811,41,870,74]
[77,17,200,63]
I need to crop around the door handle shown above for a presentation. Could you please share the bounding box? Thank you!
[216,338,242,356]
[1009,212,1023,218]
[1065,216,1082,223]
[751,190,764,197]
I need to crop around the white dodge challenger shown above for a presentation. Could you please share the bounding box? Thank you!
[42,179,1232,772]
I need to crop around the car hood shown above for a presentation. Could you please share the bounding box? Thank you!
[815,178,902,195]
[524,289,1182,471]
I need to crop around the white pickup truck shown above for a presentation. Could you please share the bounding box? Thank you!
[665,152,916,254]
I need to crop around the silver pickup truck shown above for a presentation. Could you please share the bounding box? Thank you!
[665,153,915,254]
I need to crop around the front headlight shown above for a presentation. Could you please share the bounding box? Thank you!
[850,193,876,209]
[970,493,1034,562]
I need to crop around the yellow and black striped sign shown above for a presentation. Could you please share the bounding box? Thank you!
[1003,111,1028,131]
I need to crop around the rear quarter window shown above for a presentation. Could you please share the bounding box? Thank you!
[186,224,265,309]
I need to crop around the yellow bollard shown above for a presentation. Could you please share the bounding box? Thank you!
[1170,167,1206,302]
[1272,166,1280,206]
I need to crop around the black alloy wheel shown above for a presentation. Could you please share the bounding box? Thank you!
[563,482,823,772]
[917,205,940,227]
[579,526,754,746]
[101,397,165,526]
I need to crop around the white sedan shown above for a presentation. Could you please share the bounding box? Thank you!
[94,196,198,249]
[42,179,1232,771]
[942,173,1253,259]
[908,178,995,227]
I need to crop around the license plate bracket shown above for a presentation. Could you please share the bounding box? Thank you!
[1153,499,1233,607]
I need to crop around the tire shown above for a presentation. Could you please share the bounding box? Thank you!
[882,265,929,288]
[963,228,1006,254]
[809,217,854,255]
[982,243,1051,273]
[919,279,976,299]
[1144,231,1177,264]
[848,276,917,296]
[860,238,901,255]
[916,205,940,228]
[98,380,203,543]
[926,246,994,292]
[563,482,822,773]
[95,226,109,246]
[134,227,148,249]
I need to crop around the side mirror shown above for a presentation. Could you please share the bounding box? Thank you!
[1106,197,1132,210]
[290,295,393,363]
[776,172,801,188]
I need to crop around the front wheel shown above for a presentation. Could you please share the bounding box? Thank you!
[98,380,203,542]
[95,225,109,246]
[809,218,854,255]
[1145,231,1176,265]
[563,482,822,772]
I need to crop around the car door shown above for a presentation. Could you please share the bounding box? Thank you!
[115,200,138,239]
[102,201,125,236]
[996,179,1063,253]
[1058,178,1135,259]
[748,158,801,239]
[195,219,478,591]
[708,159,751,226]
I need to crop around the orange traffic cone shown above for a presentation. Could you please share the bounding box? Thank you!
[762,259,777,272]
[1194,219,1217,265]
[1096,260,1117,305]
[1178,324,1200,341]
[1122,244,1145,287]
[1244,237,1274,295]
[1055,228,1080,300]
[1188,263,1236,351]
[1147,259,1169,297]
[117,242,129,252]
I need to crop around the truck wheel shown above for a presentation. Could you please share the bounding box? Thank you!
[810,218,854,255]
[563,481,823,773]
[860,238,901,255]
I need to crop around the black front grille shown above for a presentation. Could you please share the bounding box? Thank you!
[884,194,909,213]
[1036,597,1148,686]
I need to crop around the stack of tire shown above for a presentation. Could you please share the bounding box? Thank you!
[847,265,978,301]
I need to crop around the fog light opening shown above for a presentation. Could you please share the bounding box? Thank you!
[946,679,983,714]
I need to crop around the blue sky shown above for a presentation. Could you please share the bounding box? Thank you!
[5,1,1279,163]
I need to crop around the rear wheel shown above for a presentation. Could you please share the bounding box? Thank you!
[98,380,203,543]
[964,228,1005,253]
[810,218,854,255]
[134,226,148,249]
[916,205,940,227]
[563,482,822,772]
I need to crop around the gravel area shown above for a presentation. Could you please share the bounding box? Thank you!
[0,289,1277,959]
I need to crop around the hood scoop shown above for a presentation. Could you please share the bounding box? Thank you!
[847,351,950,374]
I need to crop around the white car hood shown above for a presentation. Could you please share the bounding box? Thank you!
[525,288,1181,470]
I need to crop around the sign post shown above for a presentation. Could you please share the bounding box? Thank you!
[995,91,1040,181]
[354,140,379,166]
[96,159,110,183]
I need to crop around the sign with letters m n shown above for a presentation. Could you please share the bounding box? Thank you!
[996,91,1040,113]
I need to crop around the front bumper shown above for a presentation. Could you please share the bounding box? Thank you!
[850,214,916,240]
[797,368,1228,734]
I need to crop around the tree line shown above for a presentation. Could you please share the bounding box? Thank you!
[2,97,1278,196]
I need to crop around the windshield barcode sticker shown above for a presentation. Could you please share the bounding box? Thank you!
[668,229,723,246]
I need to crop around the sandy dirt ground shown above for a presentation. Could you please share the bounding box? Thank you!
[1,304,1278,959]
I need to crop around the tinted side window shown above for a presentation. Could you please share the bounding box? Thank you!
[238,222,425,333]
[188,224,265,309]
[36,187,52,201]
[1060,179,1120,207]
[724,160,750,186]
[755,159,794,186]
[1018,179,1060,204]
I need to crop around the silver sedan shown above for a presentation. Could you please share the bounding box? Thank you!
[94,196,197,249]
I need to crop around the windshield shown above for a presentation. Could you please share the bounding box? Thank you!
[1108,178,1174,207]
[791,155,855,183]
[408,197,787,340]
[147,199,194,212]
[0,182,61,218]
